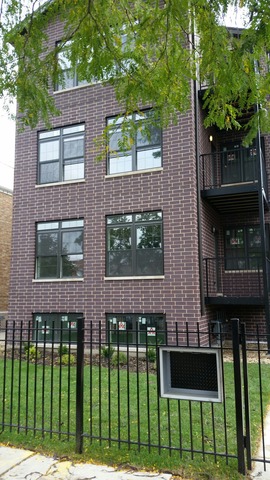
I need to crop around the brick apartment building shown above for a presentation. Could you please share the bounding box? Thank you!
[0,187,12,323]
[8,15,270,344]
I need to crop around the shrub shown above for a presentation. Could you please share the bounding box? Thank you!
[101,345,115,359]
[24,344,41,362]
[146,347,156,363]
[58,344,69,356]
[112,352,127,366]
[60,353,75,366]
[23,342,34,355]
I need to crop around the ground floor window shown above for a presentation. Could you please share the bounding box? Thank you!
[33,313,82,343]
[107,313,166,346]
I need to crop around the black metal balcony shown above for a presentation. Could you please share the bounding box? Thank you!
[200,147,268,213]
[203,256,265,305]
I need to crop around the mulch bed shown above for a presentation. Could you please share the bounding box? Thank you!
[0,348,158,374]
[1,343,270,371]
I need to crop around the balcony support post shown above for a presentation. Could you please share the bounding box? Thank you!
[256,125,270,351]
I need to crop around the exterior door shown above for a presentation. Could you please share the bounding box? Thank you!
[221,142,256,185]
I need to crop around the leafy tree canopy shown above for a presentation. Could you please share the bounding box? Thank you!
[1,0,270,143]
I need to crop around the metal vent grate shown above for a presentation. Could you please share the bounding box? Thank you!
[170,351,218,392]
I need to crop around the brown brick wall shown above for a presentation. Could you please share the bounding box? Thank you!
[9,17,207,335]
[9,16,270,337]
[0,188,12,313]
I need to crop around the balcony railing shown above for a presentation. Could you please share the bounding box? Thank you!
[203,256,264,300]
[200,147,268,197]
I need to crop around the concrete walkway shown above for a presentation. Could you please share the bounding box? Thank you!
[0,443,270,480]
[250,406,270,479]
[0,446,173,480]
[0,406,270,480]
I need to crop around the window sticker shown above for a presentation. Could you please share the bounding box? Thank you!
[147,326,156,336]
[118,321,126,331]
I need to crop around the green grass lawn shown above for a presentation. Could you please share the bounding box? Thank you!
[0,359,269,480]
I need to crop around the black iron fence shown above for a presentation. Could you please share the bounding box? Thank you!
[0,319,269,475]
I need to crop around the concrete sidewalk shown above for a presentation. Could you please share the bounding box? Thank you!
[0,446,173,480]
[0,441,269,479]
[250,406,270,479]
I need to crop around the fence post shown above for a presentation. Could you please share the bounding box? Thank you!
[231,318,246,475]
[76,317,84,454]
[240,322,252,471]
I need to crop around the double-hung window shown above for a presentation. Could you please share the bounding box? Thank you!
[114,27,137,74]
[225,226,263,270]
[107,111,162,175]
[55,42,88,91]
[55,31,135,91]
[38,124,85,184]
[36,219,84,279]
[106,211,163,277]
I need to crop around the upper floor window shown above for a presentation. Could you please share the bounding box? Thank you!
[36,219,84,279]
[114,27,137,74]
[55,31,135,92]
[225,226,263,270]
[38,124,85,184]
[55,42,88,91]
[107,111,162,175]
[106,211,163,277]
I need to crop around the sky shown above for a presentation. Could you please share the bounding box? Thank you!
[0,4,247,192]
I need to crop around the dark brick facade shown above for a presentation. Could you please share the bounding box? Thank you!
[8,16,270,339]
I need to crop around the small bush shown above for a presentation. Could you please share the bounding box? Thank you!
[58,344,69,356]
[101,345,115,359]
[146,347,156,363]
[112,352,127,366]
[28,346,41,362]
[60,353,75,366]
[23,343,34,355]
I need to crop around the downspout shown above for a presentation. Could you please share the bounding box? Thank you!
[192,32,205,316]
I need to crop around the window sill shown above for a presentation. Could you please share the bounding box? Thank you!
[53,83,91,94]
[104,276,165,281]
[105,167,163,179]
[53,77,114,94]
[225,270,262,273]
[32,344,149,353]
[33,278,84,283]
[104,345,149,353]
[34,342,77,349]
[35,179,85,188]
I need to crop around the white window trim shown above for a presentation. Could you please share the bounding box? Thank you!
[105,167,163,179]
[53,83,91,94]
[33,278,84,283]
[104,276,165,281]
[35,179,85,188]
